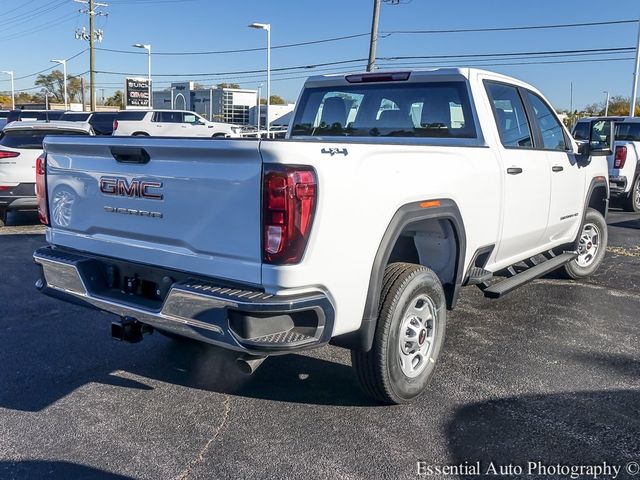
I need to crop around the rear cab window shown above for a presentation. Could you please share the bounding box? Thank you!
[291,81,477,138]
[0,129,89,149]
[615,122,640,142]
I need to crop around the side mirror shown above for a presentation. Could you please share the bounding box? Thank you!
[577,119,614,165]
[588,119,614,156]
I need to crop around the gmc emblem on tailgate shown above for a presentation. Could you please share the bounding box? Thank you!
[99,177,163,200]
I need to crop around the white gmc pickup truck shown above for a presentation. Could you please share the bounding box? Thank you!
[34,68,611,404]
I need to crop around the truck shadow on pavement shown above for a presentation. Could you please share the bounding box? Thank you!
[0,460,134,480]
[447,389,640,479]
[125,337,380,407]
[0,330,377,411]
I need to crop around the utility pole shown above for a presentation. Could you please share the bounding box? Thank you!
[74,0,107,111]
[89,0,95,110]
[630,15,640,117]
[603,91,610,116]
[367,0,382,72]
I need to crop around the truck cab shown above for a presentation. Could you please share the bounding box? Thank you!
[33,68,610,404]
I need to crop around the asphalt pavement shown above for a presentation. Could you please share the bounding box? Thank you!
[0,210,638,480]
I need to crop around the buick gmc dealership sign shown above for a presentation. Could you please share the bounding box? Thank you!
[125,77,151,109]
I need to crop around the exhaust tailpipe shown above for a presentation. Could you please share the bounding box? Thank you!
[236,355,267,375]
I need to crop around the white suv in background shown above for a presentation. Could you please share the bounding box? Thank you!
[112,110,243,138]
[0,121,93,226]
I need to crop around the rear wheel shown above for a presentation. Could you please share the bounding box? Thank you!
[0,209,7,227]
[351,263,446,404]
[212,133,227,138]
[132,132,149,137]
[564,208,608,279]
[621,175,640,213]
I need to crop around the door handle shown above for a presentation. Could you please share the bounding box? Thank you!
[507,167,523,175]
[552,165,564,172]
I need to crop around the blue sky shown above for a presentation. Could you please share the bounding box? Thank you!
[1,0,640,110]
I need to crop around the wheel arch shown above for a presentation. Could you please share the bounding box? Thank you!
[585,176,609,219]
[331,199,466,351]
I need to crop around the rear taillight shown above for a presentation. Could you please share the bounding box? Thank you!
[113,119,118,131]
[262,165,317,264]
[614,145,627,168]
[0,150,20,159]
[36,153,49,225]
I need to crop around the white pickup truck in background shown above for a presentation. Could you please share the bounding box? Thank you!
[573,116,640,212]
[33,68,610,404]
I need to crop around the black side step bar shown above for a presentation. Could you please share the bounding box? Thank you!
[482,252,577,299]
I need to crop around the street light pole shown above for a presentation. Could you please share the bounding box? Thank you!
[603,91,610,116]
[630,16,640,117]
[257,84,262,134]
[133,43,152,109]
[249,23,271,137]
[51,59,68,109]
[1,71,15,109]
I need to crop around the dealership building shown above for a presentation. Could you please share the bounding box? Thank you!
[152,82,257,125]
[152,82,295,127]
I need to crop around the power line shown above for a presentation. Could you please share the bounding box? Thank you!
[381,19,638,36]
[379,47,635,62]
[92,19,639,57]
[92,47,634,79]
[95,57,368,77]
[96,33,371,56]
[377,56,636,69]
[0,49,87,83]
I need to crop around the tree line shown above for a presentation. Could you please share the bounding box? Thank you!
[0,70,288,109]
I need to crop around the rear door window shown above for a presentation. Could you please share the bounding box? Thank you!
[291,81,476,138]
[523,91,568,151]
[154,111,183,123]
[485,82,533,148]
[0,129,89,149]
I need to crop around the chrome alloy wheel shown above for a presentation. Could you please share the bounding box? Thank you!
[398,294,437,378]
[634,179,640,210]
[576,222,601,267]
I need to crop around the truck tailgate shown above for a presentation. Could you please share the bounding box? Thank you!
[43,136,263,285]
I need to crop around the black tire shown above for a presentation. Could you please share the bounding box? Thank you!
[351,263,447,404]
[621,175,640,213]
[212,133,227,138]
[0,209,7,227]
[132,132,149,137]
[564,208,608,279]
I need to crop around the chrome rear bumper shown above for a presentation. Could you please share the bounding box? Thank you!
[34,246,334,354]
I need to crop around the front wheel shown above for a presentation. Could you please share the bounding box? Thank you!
[564,208,608,279]
[622,175,640,213]
[351,263,446,404]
